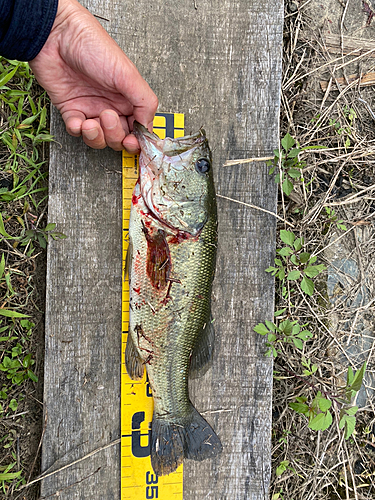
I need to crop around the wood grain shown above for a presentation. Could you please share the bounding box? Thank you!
[42,0,283,498]
[321,34,375,56]
[320,72,375,91]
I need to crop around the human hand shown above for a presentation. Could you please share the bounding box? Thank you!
[29,0,158,152]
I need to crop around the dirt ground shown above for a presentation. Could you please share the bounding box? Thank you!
[271,1,375,499]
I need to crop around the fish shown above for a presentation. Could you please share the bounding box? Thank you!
[125,121,222,476]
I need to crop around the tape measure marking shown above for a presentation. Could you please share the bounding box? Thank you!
[121,114,184,499]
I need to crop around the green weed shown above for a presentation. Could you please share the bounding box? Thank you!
[256,133,367,447]
[0,56,55,493]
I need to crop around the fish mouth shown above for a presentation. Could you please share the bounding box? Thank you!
[133,121,206,157]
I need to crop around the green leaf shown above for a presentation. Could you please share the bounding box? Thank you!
[9,399,18,412]
[339,413,347,429]
[288,168,302,179]
[0,470,22,481]
[279,320,293,335]
[289,402,309,415]
[293,240,303,253]
[20,114,39,126]
[0,64,19,88]
[299,252,310,263]
[274,308,286,317]
[20,319,35,331]
[292,338,303,350]
[265,320,276,331]
[0,309,29,318]
[265,266,277,275]
[287,270,301,281]
[38,106,47,132]
[308,412,326,430]
[296,396,307,403]
[0,253,5,279]
[288,148,300,158]
[0,212,12,238]
[278,247,292,257]
[297,330,313,340]
[318,398,332,412]
[349,362,367,392]
[304,264,325,278]
[27,369,38,383]
[344,415,356,439]
[301,276,314,296]
[254,323,269,335]
[282,178,294,196]
[347,366,354,386]
[321,411,333,431]
[281,133,295,152]
[290,254,298,266]
[291,324,300,335]
[23,353,32,368]
[276,460,289,477]
[45,223,56,231]
[277,267,285,280]
[279,230,295,246]
[268,333,277,342]
[345,406,358,416]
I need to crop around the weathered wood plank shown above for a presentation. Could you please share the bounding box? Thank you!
[42,0,283,498]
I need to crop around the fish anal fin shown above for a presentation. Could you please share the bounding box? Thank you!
[125,333,144,380]
[189,314,215,379]
[151,405,222,476]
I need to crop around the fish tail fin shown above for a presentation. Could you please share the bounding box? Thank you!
[151,405,222,476]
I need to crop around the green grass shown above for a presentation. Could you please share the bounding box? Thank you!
[0,57,53,498]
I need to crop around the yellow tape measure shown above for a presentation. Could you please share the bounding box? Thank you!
[121,113,184,499]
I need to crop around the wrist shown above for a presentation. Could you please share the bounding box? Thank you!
[40,0,95,61]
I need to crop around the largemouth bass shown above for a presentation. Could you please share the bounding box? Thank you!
[125,121,222,476]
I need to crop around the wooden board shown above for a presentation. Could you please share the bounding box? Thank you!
[41,0,283,498]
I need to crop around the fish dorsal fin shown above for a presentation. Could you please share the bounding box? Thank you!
[189,314,215,379]
[125,333,144,380]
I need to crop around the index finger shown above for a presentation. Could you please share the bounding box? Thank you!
[116,61,159,130]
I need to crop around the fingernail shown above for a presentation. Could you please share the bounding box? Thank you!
[83,128,98,141]
[102,111,118,130]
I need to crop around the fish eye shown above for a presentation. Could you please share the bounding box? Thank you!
[195,158,211,174]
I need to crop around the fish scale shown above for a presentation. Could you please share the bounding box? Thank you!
[126,121,222,476]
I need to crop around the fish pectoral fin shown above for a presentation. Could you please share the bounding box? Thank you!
[125,333,144,380]
[124,240,133,280]
[146,229,171,289]
[189,313,215,379]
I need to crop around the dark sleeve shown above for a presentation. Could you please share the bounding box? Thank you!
[0,0,59,61]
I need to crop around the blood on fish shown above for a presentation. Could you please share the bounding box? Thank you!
[168,231,192,244]
[161,277,182,305]
[132,193,141,205]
